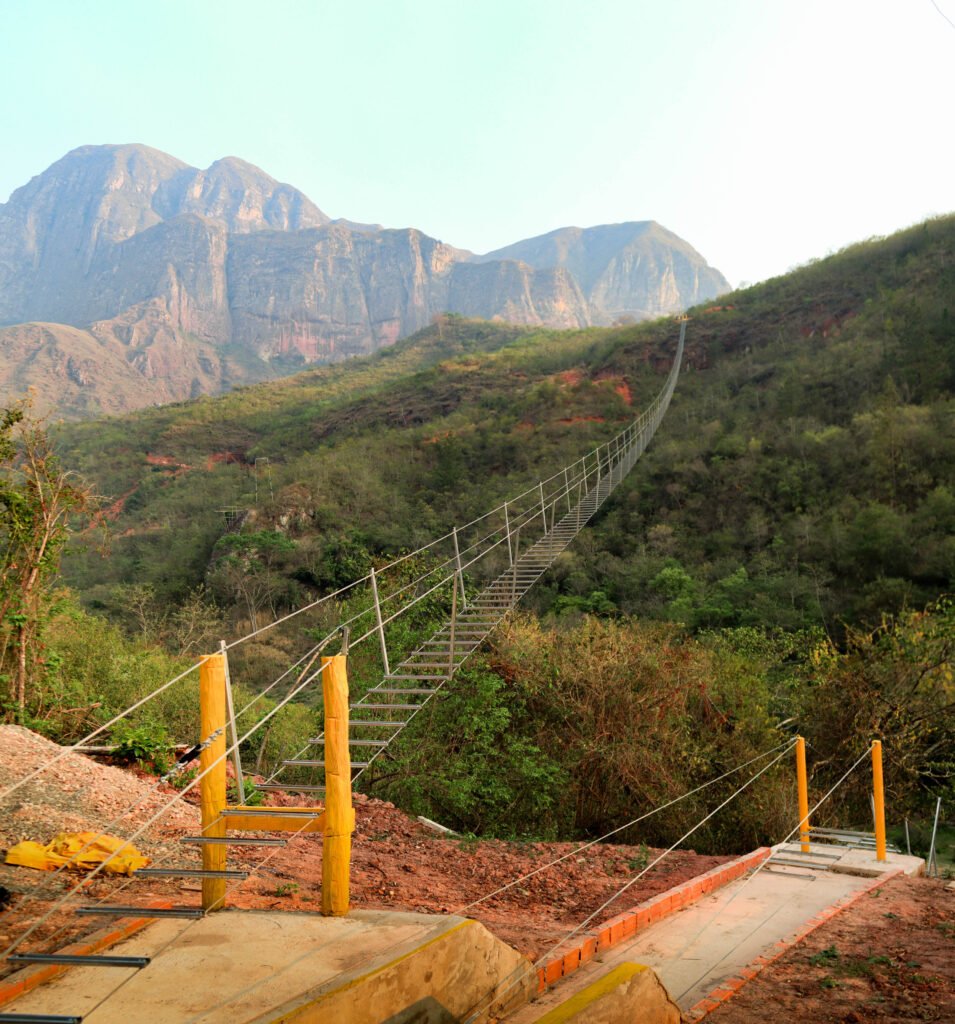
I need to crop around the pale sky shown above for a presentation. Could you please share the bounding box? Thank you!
[1,0,952,286]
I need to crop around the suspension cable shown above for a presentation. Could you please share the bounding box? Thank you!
[455,738,797,914]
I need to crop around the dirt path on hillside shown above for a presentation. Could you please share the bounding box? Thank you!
[705,874,955,1023]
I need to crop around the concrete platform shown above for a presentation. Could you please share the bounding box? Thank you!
[774,841,925,878]
[8,908,533,1023]
[509,847,923,1020]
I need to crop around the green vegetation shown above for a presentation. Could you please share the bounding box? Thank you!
[0,403,97,719]
[2,216,950,848]
[365,601,953,848]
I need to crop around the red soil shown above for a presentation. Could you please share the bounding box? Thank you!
[706,874,955,1023]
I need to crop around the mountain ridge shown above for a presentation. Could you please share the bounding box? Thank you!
[0,143,728,417]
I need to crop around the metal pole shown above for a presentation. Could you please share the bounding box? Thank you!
[220,641,245,804]
[199,653,228,911]
[539,481,547,535]
[452,526,467,610]
[796,736,810,853]
[321,655,352,916]
[370,568,390,677]
[872,740,887,862]
[512,526,520,604]
[904,818,911,856]
[564,467,571,513]
[927,797,942,877]
[504,502,513,566]
[448,577,457,677]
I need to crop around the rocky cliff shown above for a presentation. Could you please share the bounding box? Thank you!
[476,222,730,323]
[0,144,728,416]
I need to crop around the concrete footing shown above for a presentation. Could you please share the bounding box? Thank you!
[530,963,680,1024]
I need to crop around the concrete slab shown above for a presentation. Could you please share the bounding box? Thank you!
[509,866,877,1019]
[9,908,533,1023]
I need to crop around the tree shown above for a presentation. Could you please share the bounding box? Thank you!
[0,403,97,719]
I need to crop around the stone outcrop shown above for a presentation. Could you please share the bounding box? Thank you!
[0,144,729,417]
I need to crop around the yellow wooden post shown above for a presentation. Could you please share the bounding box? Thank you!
[322,654,353,916]
[872,740,887,862]
[199,652,228,911]
[796,735,810,853]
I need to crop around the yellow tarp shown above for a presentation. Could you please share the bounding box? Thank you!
[5,831,150,876]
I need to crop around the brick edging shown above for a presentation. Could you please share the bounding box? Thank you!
[0,899,171,1007]
[683,867,905,1020]
[536,847,772,992]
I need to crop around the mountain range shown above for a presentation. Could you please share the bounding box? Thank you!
[0,144,728,417]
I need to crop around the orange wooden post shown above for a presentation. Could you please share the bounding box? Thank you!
[199,652,228,911]
[321,654,353,915]
[796,736,810,853]
[872,740,887,862]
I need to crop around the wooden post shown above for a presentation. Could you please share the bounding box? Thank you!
[796,736,810,853]
[322,654,353,915]
[872,740,887,862]
[199,652,228,911]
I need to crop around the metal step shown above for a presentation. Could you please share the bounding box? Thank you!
[6,953,150,968]
[782,848,841,859]
[374,688,437,695]
[352,703,420,711]
[383,675,448,681]
[282,760,371,769]
[419,638,481,647]
[76,906,203,919]
[297,738,384,748]
[134,868,249,880]
[399,662,462,669]
[220,807,322,817]
[0,1014,84,1023]
[764,866,817,881]
[768,857,831,871]
[180,836,287,847]
[254,784,326,794]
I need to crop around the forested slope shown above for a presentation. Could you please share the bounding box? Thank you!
[60,215,955,633]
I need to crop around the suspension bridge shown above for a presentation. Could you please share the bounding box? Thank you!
[0,319,923,1024]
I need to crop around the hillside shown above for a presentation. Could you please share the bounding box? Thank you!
[0,212,946,857]
[59,215,954,635]
[0,144,727,418]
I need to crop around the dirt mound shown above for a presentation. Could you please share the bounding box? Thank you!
[0,726,196,849]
